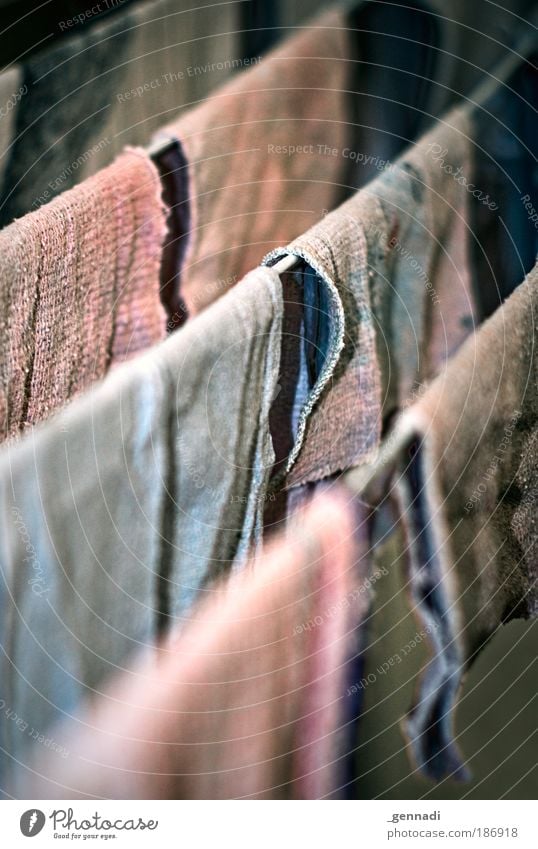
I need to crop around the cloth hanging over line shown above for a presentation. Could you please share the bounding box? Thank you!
[8,490,367,800]
[0,264,283,795]
[262,27,537,508]
[152,7,352,320]
[345,261,538,781]
[150,0,538,325]
[0,1,535,800]
[263,101,476,495]
[0,147,167,442]
[0,82,491,786]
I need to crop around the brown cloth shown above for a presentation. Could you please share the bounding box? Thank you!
[399,259,537,662]
[354,262,538,780]
[264,104,476,492]
[14,490,367,800]
[396,258,538,658]
[156,8,351,317]
[0,148,167,441]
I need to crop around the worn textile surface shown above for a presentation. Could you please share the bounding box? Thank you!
[7,491,365,800]
[0,266,283,794]
[354,528,538,799]
[0,0,239,224]
[385,263,538,779]
[92,0,239,165]
[264,105,476,490]
[402,262,538,651]
[158,8,350,317]
[0,148,167,442]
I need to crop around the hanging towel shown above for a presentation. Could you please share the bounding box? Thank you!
[264,103,476,493]
[9,490,367,800]
[154,8,351,318]
[92,0,239,165]
[0,264,283,794]
[0,148,167,442]
[0,0,239,225]
[386,261,538,780]
[344,261,538,781]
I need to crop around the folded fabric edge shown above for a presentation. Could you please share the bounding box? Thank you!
[393,419,469,782]
[262,246,346,488]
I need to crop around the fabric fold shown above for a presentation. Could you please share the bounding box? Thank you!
[155,8,351,318]
[7,490,367,800]
[0,147,168,442]
[264,104,476,490]
[0,265,283,794]
[356,262,537,780]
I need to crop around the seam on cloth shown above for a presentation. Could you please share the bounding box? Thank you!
[171,138,193,321]
[108,158,129,370]
[18,245,42,432]
[262,242,346,488]
[154,411,178,640]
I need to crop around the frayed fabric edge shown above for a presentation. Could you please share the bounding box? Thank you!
[262,246,345,489]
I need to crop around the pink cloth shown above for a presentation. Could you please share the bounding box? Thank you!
[16,490,367,800]
[0,148,167,441]
[157,9,351,317]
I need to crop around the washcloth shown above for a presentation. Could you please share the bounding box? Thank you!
[0,264,283,794]
[0,147,167,441]
[264,103,476,492]
[156,8,351,318]
[10,490,367,800]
